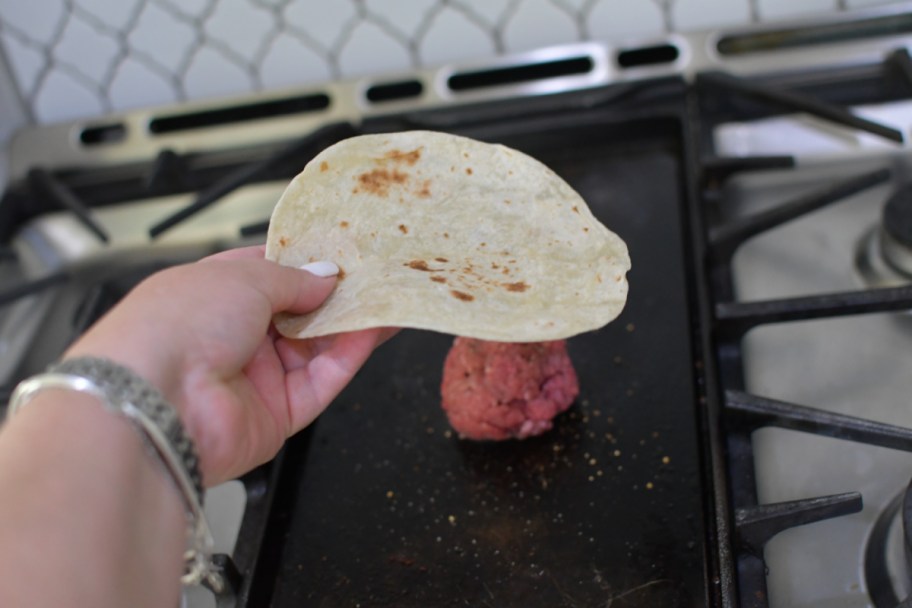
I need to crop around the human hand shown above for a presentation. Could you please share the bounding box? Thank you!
[64,245,394,486]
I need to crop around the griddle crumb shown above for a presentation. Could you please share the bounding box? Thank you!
[386,490,395,499]
[626,323,635,332]
[448,515,456,525]
[613,449,621,457]
[662,456,671,464]
[646,482,654,490]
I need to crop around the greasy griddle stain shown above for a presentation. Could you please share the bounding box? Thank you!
[399,224,408,234]
[383,147,422,166]
[354,168,408,197]
[503,281,529,292]
[320,161,329,172]
[450,289,474,302]
[430,276,447,283]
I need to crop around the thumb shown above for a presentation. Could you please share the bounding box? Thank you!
[222,257,340,315]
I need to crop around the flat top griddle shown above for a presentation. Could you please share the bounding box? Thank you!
[251,111,708,607]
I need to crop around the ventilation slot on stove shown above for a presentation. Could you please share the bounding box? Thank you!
[365,79,424,103]
[616,43,679,69]
[79,122,126,146]
[446,55,594,92]
[148,93,331,134]
[717,12,912,56]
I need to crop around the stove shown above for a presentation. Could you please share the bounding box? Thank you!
[2,5,912,608]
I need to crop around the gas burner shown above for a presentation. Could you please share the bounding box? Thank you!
[865,480,912,608]
[856,184,912,289]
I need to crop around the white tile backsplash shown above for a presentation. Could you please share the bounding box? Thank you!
[128,3,197,73]
[259,32,332,90]
[502,0,580,53]
[337,19,412,77]
[204,2,275,64]
[419,7,497,65]
[2,0,66,45]
[673,0,753,31]
[587,0,665,43]
[108,56,177,110]
[757,0,839,20]
[283,0,357,56]
[0,0,907,132]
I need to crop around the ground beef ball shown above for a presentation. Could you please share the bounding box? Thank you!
[440,338,579,440]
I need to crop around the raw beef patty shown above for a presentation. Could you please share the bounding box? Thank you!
[440,338,579,440]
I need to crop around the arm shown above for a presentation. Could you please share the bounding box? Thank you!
[0,246,391,607]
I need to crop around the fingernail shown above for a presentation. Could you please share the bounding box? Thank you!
[299,261,339,277]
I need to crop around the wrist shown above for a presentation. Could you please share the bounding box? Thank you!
[0,389,186,607]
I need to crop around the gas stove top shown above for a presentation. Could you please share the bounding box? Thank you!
[3,6,912,608]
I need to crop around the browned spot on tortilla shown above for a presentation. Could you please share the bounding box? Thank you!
[503,281,529,292]
[278,236,289,247]
[479,242,486,248]
[443,232,450,238]
[450,289,474,302]
[356,168,408,197]
[406,260,431,271]
[503,199,511,205]
[491,262,499,269]
[399,224,408,234]
[572,205,579,214]
[320,161,329,172]
[435,257,448,263]
[337,265,347,280]
[340,221,349,228]
[465,167,473,175]
[383,148,421,166]
[430,276,446,283]
[596,273,603,283]
[583,227,589,232]
[417,180,431,198]
[502,267,510,275]
[463,152,469,158]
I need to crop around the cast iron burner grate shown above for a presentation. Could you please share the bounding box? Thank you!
[695,47,912,608]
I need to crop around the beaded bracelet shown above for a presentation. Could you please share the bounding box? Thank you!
[8,356,223,591]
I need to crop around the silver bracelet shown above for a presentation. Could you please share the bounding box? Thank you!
[8,357,224,592]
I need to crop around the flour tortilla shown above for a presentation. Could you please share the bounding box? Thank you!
[265,131,630,341]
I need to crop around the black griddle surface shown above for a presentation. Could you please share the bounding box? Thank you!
[262,117,706,607]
